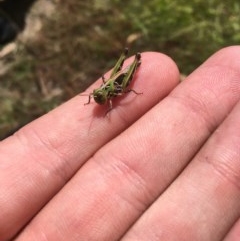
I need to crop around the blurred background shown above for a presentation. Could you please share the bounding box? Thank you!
[0,0,240,139]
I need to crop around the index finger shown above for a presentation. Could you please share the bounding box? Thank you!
[0,52,179,240]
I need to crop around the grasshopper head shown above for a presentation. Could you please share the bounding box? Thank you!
[93,89,107,105]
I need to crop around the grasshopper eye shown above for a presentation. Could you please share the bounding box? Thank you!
[93,89,107,105]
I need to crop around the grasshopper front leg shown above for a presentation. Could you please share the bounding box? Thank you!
[84,94,93,105]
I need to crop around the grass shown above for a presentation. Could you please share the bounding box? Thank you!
[0,0,240,139]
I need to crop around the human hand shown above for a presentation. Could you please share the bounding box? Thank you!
[1,46,240,241]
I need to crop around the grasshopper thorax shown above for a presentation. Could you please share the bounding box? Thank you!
[93,89,108,105]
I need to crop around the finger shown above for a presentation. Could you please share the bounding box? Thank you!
[0,52,179,240]
[15,46,240,241]
[224,218,240,241]
[123,98,240,241]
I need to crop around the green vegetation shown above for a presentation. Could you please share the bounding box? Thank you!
[0,0,240,139]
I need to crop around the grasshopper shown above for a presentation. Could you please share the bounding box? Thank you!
[84,48,142,113]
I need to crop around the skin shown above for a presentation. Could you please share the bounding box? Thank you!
[0,46,240,241]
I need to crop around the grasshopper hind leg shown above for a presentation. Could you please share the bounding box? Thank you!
[110,48,129,78]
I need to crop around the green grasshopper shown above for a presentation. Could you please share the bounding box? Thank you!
[84,48,142,113]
